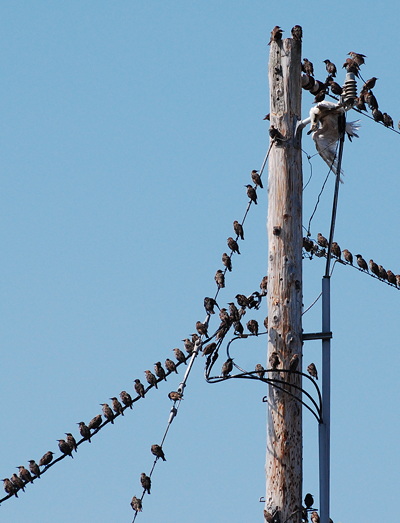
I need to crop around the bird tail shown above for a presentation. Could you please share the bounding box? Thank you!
[345,119,360,141]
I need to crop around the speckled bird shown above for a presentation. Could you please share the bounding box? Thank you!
[348,51,366,66]
[369,259,379,276]
[172,348,186,365]
[236,294,249,308]
[387,270,396,285]
[151,444,166,461]
[246,319,259,336]
[222,252,232,272]
[204,297,217,315]
[317,233,328,248]
[331,242,341,259]
[245,184,257,204]
[342,249,353,265]
[310,511,320,523]
[221,358,234,378]
[57,439,74,458]
[77,421,91,442]
[182,338,195,354]
[383,113,394,128]
[251,169,263,188]
[165,358,178,374]
[195,320,209,338]
[291,25,302,41]
[227,302,239,322]
[215,269,225,289]
[289,354,299,372]
[234,321,244,336]
[141,473,151,494]
[28,460,40,478]
[168,391,183,401]
[302,58,314,76]
[363,77,377,90]
[233,220,244,240]
[268,26,283,45]
[307,363,318,380]
[356,254,368,271]
[39,451,54,467]
[3,478,18,497]
[11,474,25,492]
[131,496,142,512]
[100,403,115,424]
[65,433,78,452]
[260,275,268,295]
[323,59,337,77]
[269,351,280,370]
[110,397,124,416]
[255,363,265,379]
[227,236,240,254]
[144,370,158,389]
[120,391,133,409]
[378,265,388,281]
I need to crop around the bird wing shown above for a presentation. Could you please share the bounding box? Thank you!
[312,121,341,175]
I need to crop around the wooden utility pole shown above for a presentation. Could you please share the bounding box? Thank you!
[265,35,303,522]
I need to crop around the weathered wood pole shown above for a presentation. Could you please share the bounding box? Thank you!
[265,35,303,523]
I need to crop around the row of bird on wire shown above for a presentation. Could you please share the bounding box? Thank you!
[301,50,396,129]
[1,168,268,509]
[303,233,400,287]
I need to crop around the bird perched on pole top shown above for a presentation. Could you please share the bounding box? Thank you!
[291,25,302,41]
[268,25,283,45]
[323,59,337,77]
[245,184,257,204]
[227,236,240,254]
[251,169,263,188]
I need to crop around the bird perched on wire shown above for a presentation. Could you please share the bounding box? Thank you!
[154,361,167,382]
[3,478,18,497]
[151,444,166,461]
[255,363,265,379]
[251,169,263,188]
[303,237,314,252]
[110,397,124,416]
[226,303,238,323]
[221,252,232,272]
[330,242,341,259]
[317,233,328,248]
[88,414,102,431]
[326,77,342,96]
[323,59,337,77]
[28,460,40,479]
[219,307,230,325]
[204,297,218,315]
[182,338,195,354]
[383,113,394,128]
[141,473,151,495]
[215,269,225,289]
[100,403,115,424]
[268,25,283,45]
[304,492,314,509]
[378,265,388,281]
[233,320,244,336]
[134,378,146,397]
[57,439,74,458]
[173,348,186,365]
[236,293,249,308]
[221,358,234,378]
[195,320,209,338]
[372,108,384,123]
[165,358,178,373]
[120,390,133,409]
[202,342,217,357]
[39,451,54,467]
[247,319,259,336]
[144,370,158,389]
[369,259,379,276]
[17,465,33,483]
[354,96,367,111]
[247,291,261,309]
[233,220,244,240]
[302,58,314,76]
[342,249,353,264]
[386,270,396,285]
[307,101,360,179]
[356,254,368,271]
[11,473,25,493]
[227,236,240,254]
[363,77,378,90]
[77,421,91,442]
[131,496,142,512]
[291,25,302,41]
[65,433,78,452]
[364,91,378,110]
[307,363,318,380]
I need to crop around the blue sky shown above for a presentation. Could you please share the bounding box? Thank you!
[1,2,400,522]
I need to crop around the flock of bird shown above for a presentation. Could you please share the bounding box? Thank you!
[268,24,396,129]
[303,233,400,287]
[265,491,334,522]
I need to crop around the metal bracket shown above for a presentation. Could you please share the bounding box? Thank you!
[302,331,332,341]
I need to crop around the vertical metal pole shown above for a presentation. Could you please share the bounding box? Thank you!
[319,276,330,523]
